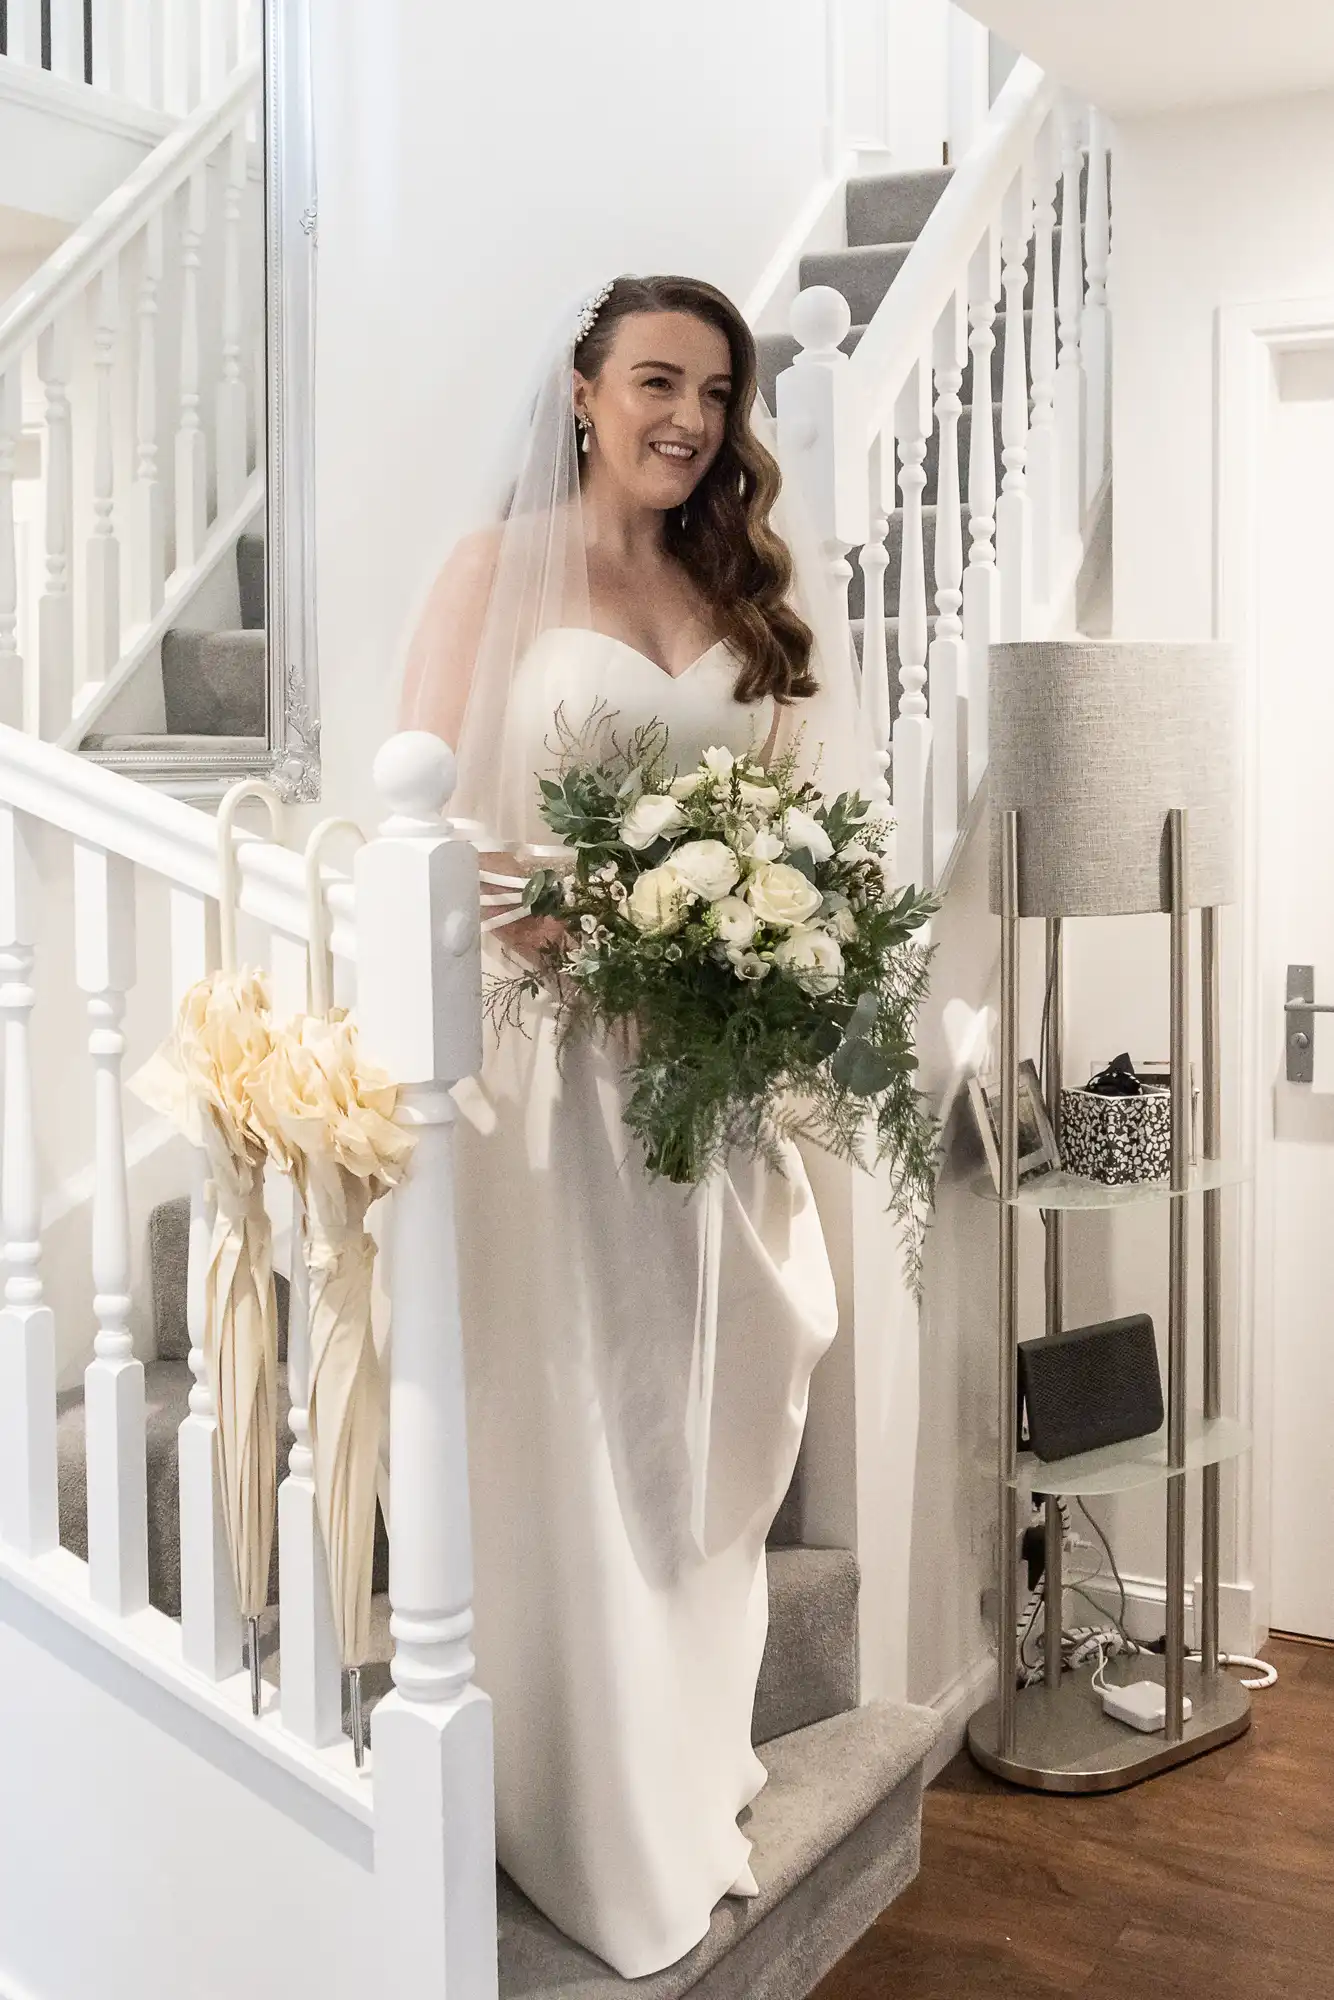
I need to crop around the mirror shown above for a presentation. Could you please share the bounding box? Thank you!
[0,0,319,799]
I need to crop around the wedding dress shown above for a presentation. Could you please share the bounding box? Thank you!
[450,626,840,1978]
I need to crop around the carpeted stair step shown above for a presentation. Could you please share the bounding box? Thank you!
[800,226,1065,329]
[495,1699,940,2000]
[161,628,267,735]
[236,532,265,631]
[845,166,953,248]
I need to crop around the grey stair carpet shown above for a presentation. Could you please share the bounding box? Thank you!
[236,531,265,630]
[161,628,267,735]
[495,1700,940,2000]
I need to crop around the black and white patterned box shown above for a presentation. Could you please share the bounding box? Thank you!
[1060,1086,1171,1185]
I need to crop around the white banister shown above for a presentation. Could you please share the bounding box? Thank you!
[891,362,932,892]
[929,295,967,868]
[75,841,149,1617]
[170,883,244,1681]
[130,215,167,627]
[123,0,167,112]
[270,929,343,1748]
[858,432,893,799]
[0,370,21,731]
[86,261,122,696]
[216,127,249,516]
[356,733,497,1998]
[963,227,999,794]
[174,167,209,578]
[48,0,87,84]
[0,808,58,1557]
[5,0,42,67]
[1055,100,1086,556]
[36,320,74,742]
[1082,109,1111,508]
[90,0,123,95]
[1026,113,1059,604]
[778,287,863,637]
[995,169,1033,642]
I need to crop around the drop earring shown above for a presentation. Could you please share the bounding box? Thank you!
[579,415,593,456]
[679,505,688,530]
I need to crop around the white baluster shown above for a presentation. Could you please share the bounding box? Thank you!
[85,262,121,697]
[37,320,75,742]
[963,229,1000,792]
[356,735,497,1999]
[1082,109,1111,510]
[174,170,209,578]
[0,370,22,732]
[995,170,1033,642]
[48,0,86,82]
[0,810,58,1556]
[858,434,893,804]
[1055,100,1086,554]
[123,0,166,110]
[777,288,863,644]
[200,0,236,98]
[90,0,124,93]
[75,843,148,1617]
[891,362,932,893]
[164,0,200,113]
[1026,116,1059,606]
[170,886,244,1680]
[5,0,43,67]
[930,296,967,875]
[216,129,249,518]
[270,930,343,1747]
[130,217,166,627]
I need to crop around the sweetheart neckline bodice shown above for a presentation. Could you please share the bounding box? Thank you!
[542,626,734,683]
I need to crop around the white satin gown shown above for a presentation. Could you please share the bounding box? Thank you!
[451,628,839,1978]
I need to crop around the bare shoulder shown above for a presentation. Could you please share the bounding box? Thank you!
[446,523,505,582]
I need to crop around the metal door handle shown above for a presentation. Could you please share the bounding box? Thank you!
[1285,964,1334,1080]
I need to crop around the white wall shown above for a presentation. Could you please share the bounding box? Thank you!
[310,0,834,828]
[1064,87,1334,1637]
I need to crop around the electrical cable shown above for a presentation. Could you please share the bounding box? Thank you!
[1077,1498,1127,1635]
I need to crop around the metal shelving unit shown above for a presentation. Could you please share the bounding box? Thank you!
[966,807,1253,1793]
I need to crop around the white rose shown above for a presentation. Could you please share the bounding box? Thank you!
[726,946,771,982]
[745,861,823,930]
[713,895,757,947]
[669,770,707,799]
[621,792,688,851]
[782,805,834,864]
[669,839,741,903]
[773,924,844,994]
[627,865,689,933]
[824,905,858,942]
[740,825,785,864]
[738,780,780,812]
[702,746,736,778]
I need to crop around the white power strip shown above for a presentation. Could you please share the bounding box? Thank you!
[1101,1680,1193,1734]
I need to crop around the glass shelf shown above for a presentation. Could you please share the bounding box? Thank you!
[969,1157,1249,1210]
[1006,1413,1252,1498]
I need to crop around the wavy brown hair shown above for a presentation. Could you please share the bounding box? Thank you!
[573,274,818,708]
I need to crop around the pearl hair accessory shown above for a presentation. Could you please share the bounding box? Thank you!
[574,278,616,345]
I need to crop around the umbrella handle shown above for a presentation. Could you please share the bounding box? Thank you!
[304,819,366,1015]
[217,780,284,973]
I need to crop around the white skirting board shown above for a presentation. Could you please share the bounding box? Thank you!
[924,1651,996,1783]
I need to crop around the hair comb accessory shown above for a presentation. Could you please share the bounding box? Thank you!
[574,278,616,345]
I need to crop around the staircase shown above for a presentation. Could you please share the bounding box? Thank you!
[51,1188,941,1995]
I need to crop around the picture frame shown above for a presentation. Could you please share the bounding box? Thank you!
[968,1060,1061,1191]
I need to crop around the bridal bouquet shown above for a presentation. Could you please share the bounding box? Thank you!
[493,723,938,1280]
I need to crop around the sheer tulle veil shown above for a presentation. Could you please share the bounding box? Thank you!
[399,277,878,852]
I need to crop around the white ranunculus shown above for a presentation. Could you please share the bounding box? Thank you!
[738,780,780,812]
[669,770,706,800]
[740,824,785,864]
[782,805,834,864]
[726,946,771,981]
[702,745,736,778]
[773,924,844,994]
[745,861,823,930]
[621,792,688,851]
[713,895,757,948]
[670,838,741,903]
[627,865,689,933]
[824,905,858,942]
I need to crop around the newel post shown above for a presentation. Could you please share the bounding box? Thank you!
[356,733,497,2000]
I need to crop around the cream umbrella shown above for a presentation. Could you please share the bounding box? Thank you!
[132,781,283,1714]
[250,821,414,1763]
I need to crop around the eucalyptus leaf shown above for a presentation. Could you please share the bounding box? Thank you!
[831,1038,896,1095]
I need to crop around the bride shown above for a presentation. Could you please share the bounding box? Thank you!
[399,272,875,1978]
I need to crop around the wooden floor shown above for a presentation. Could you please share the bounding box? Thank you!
[815,1638,1334,1998]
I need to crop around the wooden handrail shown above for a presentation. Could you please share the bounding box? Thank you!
[0,58,260,373]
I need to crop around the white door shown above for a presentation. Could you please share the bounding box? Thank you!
[1257,338,1334,1641]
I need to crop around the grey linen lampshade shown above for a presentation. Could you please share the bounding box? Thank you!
[988,640,1238,918]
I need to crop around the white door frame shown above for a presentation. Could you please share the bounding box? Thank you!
[1215,293,1334,1648]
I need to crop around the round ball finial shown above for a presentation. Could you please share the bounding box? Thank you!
[788,285,852,354]
[374,730,457,821]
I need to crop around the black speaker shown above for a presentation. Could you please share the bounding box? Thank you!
[1018,1314,1164,1462]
